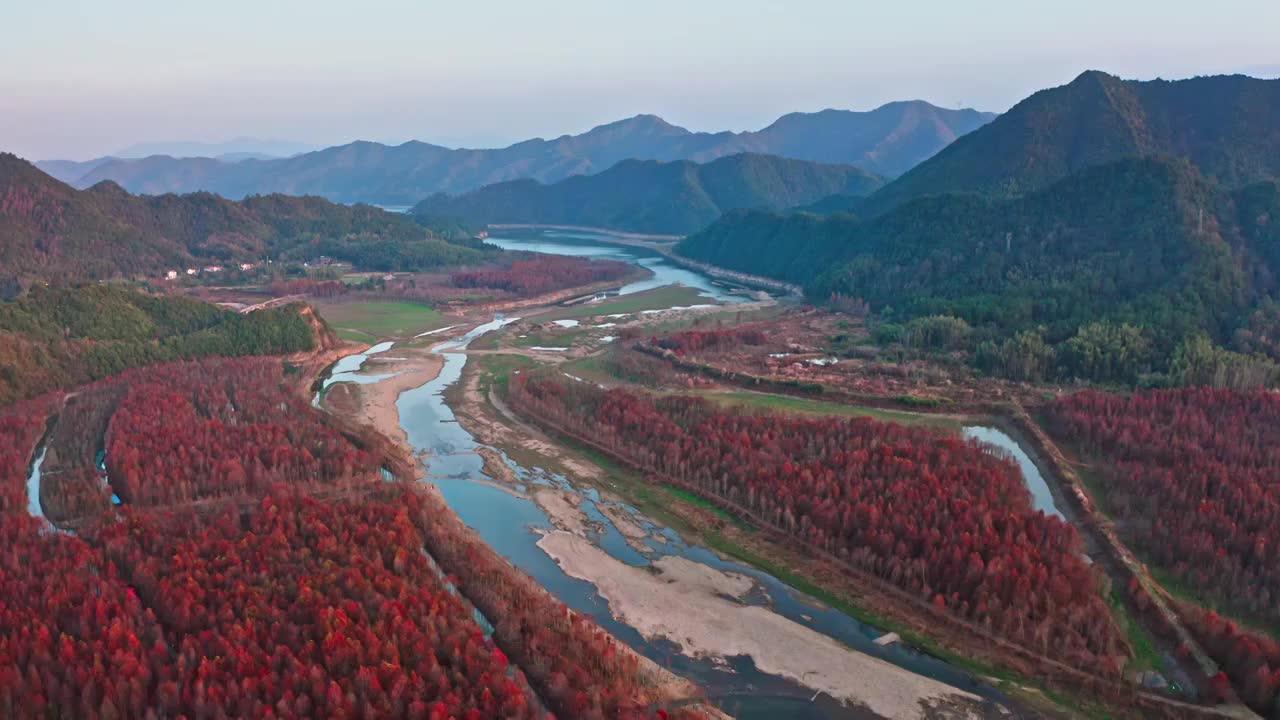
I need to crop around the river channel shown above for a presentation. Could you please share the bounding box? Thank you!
[315,230,1053,719]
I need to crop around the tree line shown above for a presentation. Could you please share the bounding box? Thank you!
[508,373,1130,673]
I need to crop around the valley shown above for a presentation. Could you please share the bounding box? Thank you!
[5,28,1280,719]
[307,234,1025,719]
[291,230,1234,718]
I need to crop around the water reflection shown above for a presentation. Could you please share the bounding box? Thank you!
[963,426,1062,517]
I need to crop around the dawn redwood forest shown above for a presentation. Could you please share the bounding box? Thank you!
[5,4,1280,718]
[0,356,708,719]
[507,375,1127,667]
[450,257,633,297]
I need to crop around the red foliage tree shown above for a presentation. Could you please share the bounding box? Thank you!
[104,358,382,507]
[508,373,1130,672]
[452,256,631,297]
[1046,387,1280,712]
[653,325,770,355]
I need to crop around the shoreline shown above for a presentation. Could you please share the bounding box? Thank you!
[486,222,683,242]
[486,223,804,297]
[446,342,1016,719]
[350,352,444,449]
[317,321,724,716]
[537,530,990,720]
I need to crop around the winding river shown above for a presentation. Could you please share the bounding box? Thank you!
[319,230,1058,719]
[484,229,743,301]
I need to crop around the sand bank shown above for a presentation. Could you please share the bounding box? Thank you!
[538,530,989,720]
[348,350,443,447]
[532,487,593,535]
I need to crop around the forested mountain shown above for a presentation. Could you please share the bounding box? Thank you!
[790,193,866,216]
[679,157,1280,382]
[865,71,1280,214]
[38,102,992,205]
[412,153,884,235]
[0,285,323,405]
[35,156,117,184]
[0,153,486,285]
[707,101,995,177]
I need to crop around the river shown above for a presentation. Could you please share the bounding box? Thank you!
[484,228,743,301]
[962,426,1063,518]
[318,229,1049,718]
[26,443,47,519]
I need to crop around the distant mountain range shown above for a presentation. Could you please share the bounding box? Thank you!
[0,153,484,286]
[34,101,993,205]
[36,138,321,187]
[412,153,885,235]
[862,70,1280,215]
[112,137,320,159]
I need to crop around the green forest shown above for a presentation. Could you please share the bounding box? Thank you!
[0,153,489,286]
[680,157,1280,386]
[0,286,319,405]
[863,71,1280,215]
[412,153,884,235]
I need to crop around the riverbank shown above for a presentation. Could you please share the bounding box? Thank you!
[345,350,444,448]
[450,351,1035,719]
[314,321,726,716]
[538,530,991,720]
[486,225,804,297]
[486,223,683,242]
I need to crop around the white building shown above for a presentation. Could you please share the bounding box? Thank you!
[166,270,179,280]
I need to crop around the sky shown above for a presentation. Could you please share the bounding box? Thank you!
[5,0,1279,160]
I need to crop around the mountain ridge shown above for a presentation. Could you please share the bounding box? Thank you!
[677,155,1280,381]
[412,153,885,235]
[36,101,993,205]
[863,71,1280,214]
[0,153,484,286]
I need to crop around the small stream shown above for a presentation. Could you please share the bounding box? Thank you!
[26,442,48,519]
[963,426,1063,517]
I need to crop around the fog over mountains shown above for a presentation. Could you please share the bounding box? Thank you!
[35,101,994,206]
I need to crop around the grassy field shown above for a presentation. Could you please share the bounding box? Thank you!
[533,285,711,322]
[703,391,964,429]
[315,301,448,340]
[512,328,594,349]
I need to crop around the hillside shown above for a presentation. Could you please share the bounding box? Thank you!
[41,102,992,205]
[411,153,885,235]
[0,285,322,405]
[704,101,995,177]
[679,157,1280,381]
[865,71,1280,214]
[0,153,486,285]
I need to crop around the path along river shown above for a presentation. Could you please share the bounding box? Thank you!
[314,230,1064,720]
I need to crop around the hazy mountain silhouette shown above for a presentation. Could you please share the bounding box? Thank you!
[38,102,992,205]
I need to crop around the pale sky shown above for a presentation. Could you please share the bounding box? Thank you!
[5,0,1278,160]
